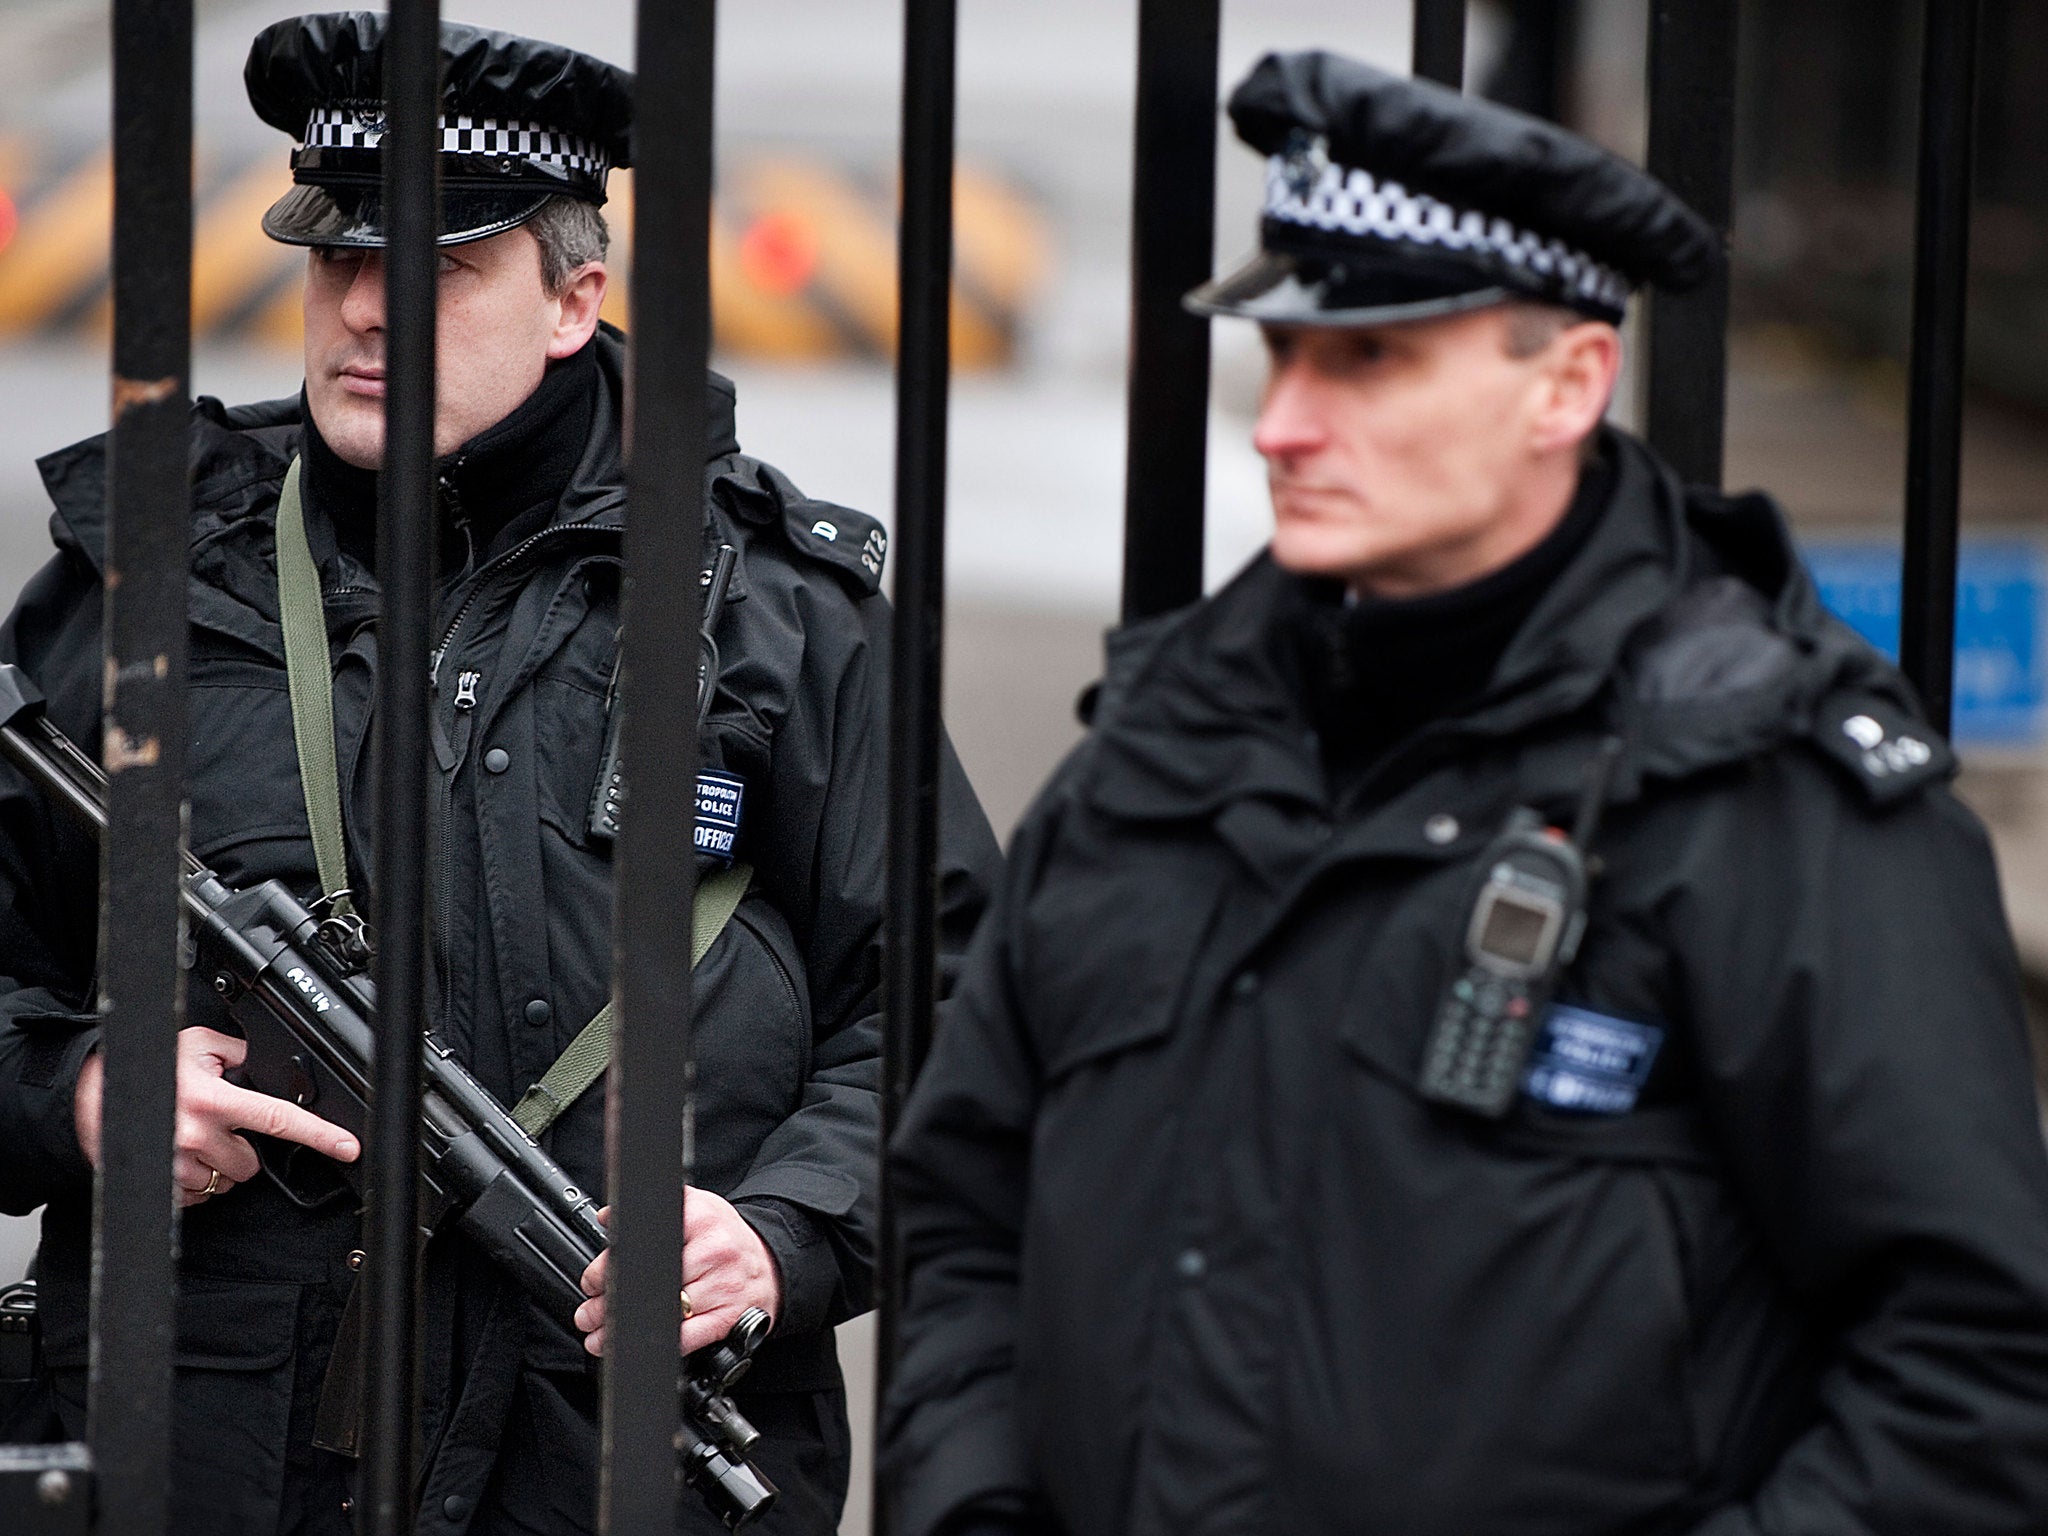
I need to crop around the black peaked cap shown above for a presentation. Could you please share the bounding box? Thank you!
[247,12,633,169]
[1229,51,1717,292]
[246,13,632,247]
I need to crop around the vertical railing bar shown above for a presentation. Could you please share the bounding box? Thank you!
[1642,0,1739,489]
[1412,0,1468,88]
[361,3,439,1532]
[1119,0,1222,623]
[600,0,716,1528]
[91,2,195,1531]
[874,1,958,1524]
[1899,0,1981,737]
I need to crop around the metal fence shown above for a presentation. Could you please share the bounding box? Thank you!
[0,0,1982,1531]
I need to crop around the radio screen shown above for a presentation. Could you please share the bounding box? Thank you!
[1478,889,1552,967]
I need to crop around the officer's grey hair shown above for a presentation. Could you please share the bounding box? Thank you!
[528,196,610,296]
[1500,301,1589,360]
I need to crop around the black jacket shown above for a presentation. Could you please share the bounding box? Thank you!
[884,429,2048,1536]
[0,330,1001,1533]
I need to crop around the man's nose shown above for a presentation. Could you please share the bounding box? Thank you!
[1251,359,1326,461]
[340,252,387,334]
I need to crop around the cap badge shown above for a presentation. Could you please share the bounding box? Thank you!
[1279,130,1331,201]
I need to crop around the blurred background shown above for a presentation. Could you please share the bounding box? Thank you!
[0,2,2042,1528]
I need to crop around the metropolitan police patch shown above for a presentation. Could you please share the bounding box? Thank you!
[694,771,745,865]
[1522,1004,1664,1116]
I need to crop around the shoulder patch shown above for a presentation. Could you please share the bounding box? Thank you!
[1809,692,1954,805]
[779,495,887,595]
[711,456,887,595]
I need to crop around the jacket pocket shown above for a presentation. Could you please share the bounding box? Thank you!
[187,656,312,869]
[170,1275,301,1536]
[685,894,814,1190]
[176,1273,297,1370]
[531,673,609,850]
[1319,989,1707,1523]
[1021,828,1225,1085]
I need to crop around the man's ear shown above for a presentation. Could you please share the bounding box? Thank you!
[1529,321,1621,456]
[547,262,608,359]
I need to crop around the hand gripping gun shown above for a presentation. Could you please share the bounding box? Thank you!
[0,663,777,1528]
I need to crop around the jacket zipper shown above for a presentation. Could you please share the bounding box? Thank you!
[428,521,617,688]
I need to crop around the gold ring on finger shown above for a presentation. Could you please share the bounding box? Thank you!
[679,1288,693,1319]
[201,1167,221,1198]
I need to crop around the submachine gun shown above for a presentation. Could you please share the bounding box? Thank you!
[0,663,777,1529]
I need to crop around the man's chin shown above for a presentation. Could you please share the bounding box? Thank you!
[308,399,384,471]
[1269,530,1369,581]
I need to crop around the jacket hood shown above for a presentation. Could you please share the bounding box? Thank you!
[1082,428,1949,826]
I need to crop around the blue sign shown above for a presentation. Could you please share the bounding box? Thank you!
[1805,539,2047,745]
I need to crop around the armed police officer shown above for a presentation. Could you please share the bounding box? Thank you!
[0,13,998,1534]
[884,51,2048,1536]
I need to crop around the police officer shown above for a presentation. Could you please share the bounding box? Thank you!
[883,51,2048,1536]
[0,13,998,1534]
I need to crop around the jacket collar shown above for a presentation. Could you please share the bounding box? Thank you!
[32,324,745,578]
[1080,428,1904,832]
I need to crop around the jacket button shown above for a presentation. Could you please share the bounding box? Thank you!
[443,1493,472,1520]
[1175,1247,1207,1280]
[483,747,511,774]
[340,1498,353,1516]
[524,998,552,1026]
[1231,971,1259,1000]
[1424,813,1460,845]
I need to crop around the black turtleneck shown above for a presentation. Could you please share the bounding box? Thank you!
[299,334,600,578]
[1297,441,1616,793]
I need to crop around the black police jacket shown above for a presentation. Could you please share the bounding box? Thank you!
[0,330,1000,1533]
[884,429,2048,1536]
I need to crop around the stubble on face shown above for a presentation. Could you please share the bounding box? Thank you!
[301,228,567,471]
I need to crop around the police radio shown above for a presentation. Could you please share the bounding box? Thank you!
[1420,738,1622,1119]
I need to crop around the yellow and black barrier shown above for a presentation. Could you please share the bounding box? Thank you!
[0,138,1049,368]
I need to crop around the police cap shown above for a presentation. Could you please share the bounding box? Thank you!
[1188,50,1720,327]
[245,12,632,249]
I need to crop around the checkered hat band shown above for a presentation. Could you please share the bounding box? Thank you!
[304,106,609,179]
[1263,152,1631,313]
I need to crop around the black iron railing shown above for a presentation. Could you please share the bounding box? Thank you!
[92,0,195,1531]
[1119,0,1224,624]
[358,4,438,1531]
[599,1,718,1528]
[1642,0,1739,489]
[876,0,960,1454]
[1412,0,1467,87]
[1901,0,1982,736]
